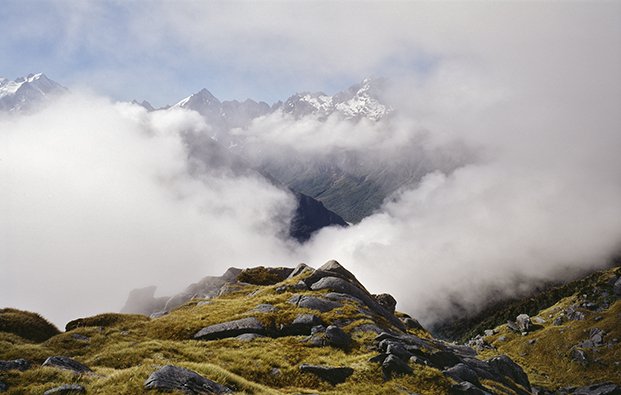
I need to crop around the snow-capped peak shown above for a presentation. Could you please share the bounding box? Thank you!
[0,73,66,112]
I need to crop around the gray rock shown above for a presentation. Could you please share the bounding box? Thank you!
[565,382,621,395]
[0,359,30,371]
[373,293,397,314]
[553,317,564,326]
[299,363,353,385]
[194,317,266,340]
[487,355,531,390]
[403,317,424,331]
[382,354,413,379]
[72,334,90,342]
[303,260,368,292]
[120,285,168,315]
[427,351,462,370]
[387,342,414,362]
[288,263,314,278]
[614,277,621,296]
[43,384,86,394]
[515,314,531,332]
[444,363,482,387]
[589,328,605,346]
[0,381,7,392]
[42,356,91,374]
[325,325,352,349]
[144,365,232,394]
[570,347,588,365]
[235,333,265,341]
[288,294,342,312]
[283,314,323,335]
[252,304,277,313]
[449,381,491,395]
[484,330,495,337]
[351,323,386,334]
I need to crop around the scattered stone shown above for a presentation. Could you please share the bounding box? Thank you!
[531,316,546,325]
[0,359,30,371]
[403,317,424,331]
[252,304,277,313]
[427,351,462,370]
[382,354,413,379]
[613,277,621,296]
[288,294,342,312]
[443,363,482,387]
[484,330,495,337]
[288,263,313,278]
[150,311,168,319]
[589,328,605,346]
[194,317,266,340]
[528,339,537,345]
[449,381,491,395]
[594,316,603,322]
[561,382,621,395]
[235,333,265,341]
[553,317,564,326]
[487,355,530,390]
[43,384,86,394]
[42,356,91,374]
[570,347,588,366]
[325,325,351,349]
[497,336,507,342]
[565,306,585,321]
[144,365,232,393]
[299,364,353,385]
[284,314,323,336]
[373,293,397,314]
[506,320,520,332]
[515,314,531,332]
[71,334,90,342]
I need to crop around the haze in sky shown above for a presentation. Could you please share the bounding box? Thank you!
[2,1,621,327]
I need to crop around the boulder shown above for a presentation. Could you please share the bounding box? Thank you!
[252,304,277,313]
[570,347,588,366]
[288,263,314,278]
[282,314,323,336]
[324,325,352,349]
[565,382,621,395]
[299,364,354,385]
[487,355,531,390]
[42,356,91,374]
[0,359,30,371]
[450,381,492,395]
[288,294,342,312]
[373,293,397,314]
[235,333,265,341]
[427,351,462,370]
[403,317,424,331]
[194,317,267,340]
[614,277,621,296]
[381,354,412,379]
[43,384,86,394]
[303,260,368,292]
[443,363,482,387]
[144,365,232,394]
[515,314,531,332]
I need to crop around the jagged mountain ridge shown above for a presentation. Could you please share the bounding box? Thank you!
[0,73,66,112]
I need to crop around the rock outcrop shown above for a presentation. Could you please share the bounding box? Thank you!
[144,365,232,394]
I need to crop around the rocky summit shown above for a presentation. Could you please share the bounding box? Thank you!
[1,261,620,394]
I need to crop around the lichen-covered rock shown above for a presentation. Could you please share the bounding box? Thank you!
[42,356,91,374]
[194,317,266,340]
[288,294,342,312]
[43,384,86,394]
[144,365,232,394]
[0,359,30,371]
[299,364,353,385]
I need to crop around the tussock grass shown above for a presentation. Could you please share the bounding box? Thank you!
[0,308,60,342]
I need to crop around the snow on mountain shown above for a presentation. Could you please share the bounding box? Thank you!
[280,77,392,121]
[0,73,67,112]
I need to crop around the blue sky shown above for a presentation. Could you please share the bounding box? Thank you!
[1,1,619,108]
[0,1,431,106]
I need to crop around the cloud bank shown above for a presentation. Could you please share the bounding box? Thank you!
[0,94,296,327]
[1,1,620,329]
